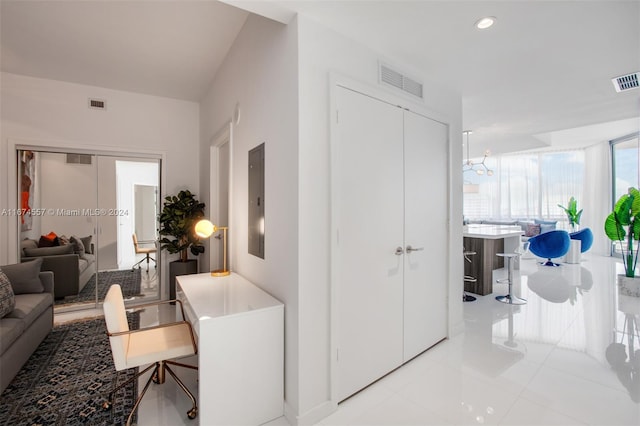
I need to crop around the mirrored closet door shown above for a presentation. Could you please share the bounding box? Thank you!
[17,148,161,312]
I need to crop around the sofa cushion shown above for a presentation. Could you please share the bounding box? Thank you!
[38,232,60,247]
[525,223,542,237]
[5,293,53,329]
[0,270,15,318]
[1,258,43,294]
[23,244,74,257]
[0,317,25,355]
[70,235,86,256]
[58,234,70,246]
[534,219,558,234]
[80,235,93,254]
[516,220,534,233]
[20,238,38,256]
[82,253,95,265]
[78,257,89,274]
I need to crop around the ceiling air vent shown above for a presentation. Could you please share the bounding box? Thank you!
[66,153,92,165]
[379,63,424,99]
[88,98,106,110]
[612,72,639,92]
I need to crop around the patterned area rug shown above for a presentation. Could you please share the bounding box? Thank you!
[56,269,142,306]
[0,314,139,425]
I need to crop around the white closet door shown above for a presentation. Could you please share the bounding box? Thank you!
[335,86,405,402]
[403,111,448,360]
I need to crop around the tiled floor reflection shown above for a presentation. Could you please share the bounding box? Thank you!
[318,254,639,426]
[58,254,640,425]
[138,261,159,299]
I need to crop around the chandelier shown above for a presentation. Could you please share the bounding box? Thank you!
[463,130,493,176]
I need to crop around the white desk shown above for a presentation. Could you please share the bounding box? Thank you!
[463,225,524,295]
[176,272,284,425]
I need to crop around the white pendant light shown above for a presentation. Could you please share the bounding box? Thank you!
[463,131,494,176]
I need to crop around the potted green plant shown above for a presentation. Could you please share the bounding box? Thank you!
[158,189,206,299]
[159,189,206,261]
[558,196,583,232]
[604,188,640,295]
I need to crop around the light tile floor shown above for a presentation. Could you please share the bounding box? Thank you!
[59,253,640,425]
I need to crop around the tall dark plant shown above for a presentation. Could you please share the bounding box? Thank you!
[604,187,640,278]
[158,190,206,262]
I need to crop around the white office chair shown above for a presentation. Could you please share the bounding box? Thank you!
[132,233,157,272]
[102,284,198,425]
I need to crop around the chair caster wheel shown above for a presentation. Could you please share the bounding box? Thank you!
[152,373,160,384]
[102,401,112,410]
[187,407,198,419]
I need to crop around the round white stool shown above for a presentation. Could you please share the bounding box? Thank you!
[495,253,526,305]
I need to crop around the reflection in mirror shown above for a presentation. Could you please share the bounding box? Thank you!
[18,150,98,309]
[135,185,157,241]
[248,143,265,258]
[16,149,160,312]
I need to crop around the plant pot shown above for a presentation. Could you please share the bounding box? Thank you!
[565,239,581,264]
[169,259,198,300]
[618,274,640,298]
[618,292,640,314]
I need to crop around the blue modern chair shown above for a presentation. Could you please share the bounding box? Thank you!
[528,230,571,266]
[569,228,593,253]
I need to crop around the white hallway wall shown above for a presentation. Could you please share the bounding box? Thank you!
[200,10,463,425]
[296,14,463,423]
[199,11,300,418]
[0,72,199,297]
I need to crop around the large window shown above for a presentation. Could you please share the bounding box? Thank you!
[611,133,640,203]
[464,149,585,224]
[610,133,639,255]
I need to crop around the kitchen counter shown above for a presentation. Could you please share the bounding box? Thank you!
[463,225,524,295]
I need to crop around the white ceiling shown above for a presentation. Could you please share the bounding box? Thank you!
[0,0,249,101]
[2,1,639,156]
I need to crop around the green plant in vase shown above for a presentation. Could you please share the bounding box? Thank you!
[604,187,640,278]
[158,189,206,262]
[558,196,583,232]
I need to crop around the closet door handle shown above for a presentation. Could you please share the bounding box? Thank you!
[406,245,424,253]
[395,247,404,256]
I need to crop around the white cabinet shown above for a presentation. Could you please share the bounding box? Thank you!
[176,272,284,425]
[334,86,448,401]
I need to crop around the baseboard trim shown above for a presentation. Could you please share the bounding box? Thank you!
[284,400,336,425]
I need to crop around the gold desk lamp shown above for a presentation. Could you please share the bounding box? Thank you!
[195,219,230,277]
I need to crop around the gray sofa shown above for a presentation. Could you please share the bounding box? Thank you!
[20,236,95,299]
[0,258,54,392]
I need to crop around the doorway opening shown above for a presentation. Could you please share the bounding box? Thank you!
[209,124,232,273]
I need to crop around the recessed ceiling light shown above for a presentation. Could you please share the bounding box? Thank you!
[475,16,496,30]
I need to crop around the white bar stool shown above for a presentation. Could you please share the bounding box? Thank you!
[495,253,527,305]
